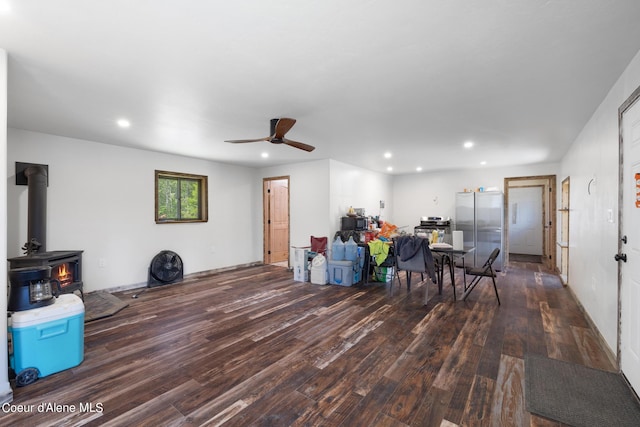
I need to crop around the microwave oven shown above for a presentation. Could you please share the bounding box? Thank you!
[341,216,367,231]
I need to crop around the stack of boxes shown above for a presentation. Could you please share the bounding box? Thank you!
[292,247,309,282]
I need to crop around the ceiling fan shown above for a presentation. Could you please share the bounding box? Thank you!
[225,118,315,152]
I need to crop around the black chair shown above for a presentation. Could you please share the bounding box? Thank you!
[393,235,437,304]
[461,248,501,305]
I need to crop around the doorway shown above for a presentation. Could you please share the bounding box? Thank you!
[559,177,570,284]
[508,186,544,261]
[263,177,290,265]
[618,85,640,394]
[504,175,557,270]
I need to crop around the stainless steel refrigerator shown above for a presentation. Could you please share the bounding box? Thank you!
[454,191,504,270]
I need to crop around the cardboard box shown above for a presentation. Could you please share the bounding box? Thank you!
[293,263,309,282]
[292,247,309,268]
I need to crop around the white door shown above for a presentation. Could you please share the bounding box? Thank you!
[621,96,640,393]
[508,187,543,255]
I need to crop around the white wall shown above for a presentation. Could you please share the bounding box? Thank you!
[560,48,640,353]
[8,129,259,292]
[255,159,393,266]
[256,160,331,264]
[1,49,13,404]
[329,159,393,230]
[392,163,559,230]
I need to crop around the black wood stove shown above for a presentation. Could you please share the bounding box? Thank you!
[9,163,84,300]
[8,251,84,299]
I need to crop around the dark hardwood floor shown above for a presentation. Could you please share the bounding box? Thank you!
[7,260,615,426]
[508,254,543,264]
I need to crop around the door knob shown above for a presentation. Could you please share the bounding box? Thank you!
[615,253,627,262]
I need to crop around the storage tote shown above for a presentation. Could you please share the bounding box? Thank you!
[328,259,356,286]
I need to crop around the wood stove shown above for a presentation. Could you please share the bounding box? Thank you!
[9,163,84,300]
[8,251,84,300]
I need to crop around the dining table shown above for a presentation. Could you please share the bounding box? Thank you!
[429,243,475,300]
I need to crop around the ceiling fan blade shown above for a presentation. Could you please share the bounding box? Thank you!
[224,137,270,143]
[273,118,296,138]
[283,138,315,152]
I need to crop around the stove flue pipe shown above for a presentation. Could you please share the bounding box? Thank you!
[24,165,47,253]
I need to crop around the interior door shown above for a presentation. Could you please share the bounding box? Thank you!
[620,95,640,393]
[504,175,556,270]
[508,186,543,255]
[263,177,289,264]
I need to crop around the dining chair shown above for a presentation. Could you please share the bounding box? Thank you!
[393,235,437,304]
[461,248,501,304]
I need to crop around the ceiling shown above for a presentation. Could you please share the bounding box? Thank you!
[2,1,640,175]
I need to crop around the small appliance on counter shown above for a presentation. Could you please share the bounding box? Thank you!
[414,216,452,244]
[341,215,368,231]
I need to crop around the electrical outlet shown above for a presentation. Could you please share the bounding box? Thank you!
[98,258,107,268]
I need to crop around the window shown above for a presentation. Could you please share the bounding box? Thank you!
[155,170,208,223]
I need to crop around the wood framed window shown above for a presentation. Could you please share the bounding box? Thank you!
[155,170,208,223]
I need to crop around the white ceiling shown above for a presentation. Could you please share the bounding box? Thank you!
[2,1,640,175]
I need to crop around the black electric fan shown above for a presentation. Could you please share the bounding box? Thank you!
[147,250,184,288]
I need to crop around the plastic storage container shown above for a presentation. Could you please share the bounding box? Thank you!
[328,259,359,286]
[331,236,345,261]
[9,294,85,385]
[310,254,328,285]
[344,236,358,262]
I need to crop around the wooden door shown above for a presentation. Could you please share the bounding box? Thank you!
[263,177,289,264]
[620,93,640,393]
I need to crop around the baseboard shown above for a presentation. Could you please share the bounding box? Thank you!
[0,388,12,405]
[92,261,265,294]
[565,284,618,369]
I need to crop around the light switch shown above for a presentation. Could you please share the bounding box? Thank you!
[607,209,614,223]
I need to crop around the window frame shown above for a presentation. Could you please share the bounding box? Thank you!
[155,170,208,224]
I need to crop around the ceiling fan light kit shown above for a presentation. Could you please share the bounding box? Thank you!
[225,118,315,152]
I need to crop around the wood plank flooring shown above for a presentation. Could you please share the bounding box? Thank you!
[6,260,615,426]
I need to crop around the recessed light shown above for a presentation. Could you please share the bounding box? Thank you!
[416,167,422,172]
[384,152,392,159]
[116,119,131,128]
[480,161,487,165]
[387,166,393,172]
[261,152,269,158]
[463,141,474,149]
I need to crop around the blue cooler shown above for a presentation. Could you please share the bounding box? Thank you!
[9,294,85,386]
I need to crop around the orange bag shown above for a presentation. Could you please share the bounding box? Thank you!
[378,222,398,238]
